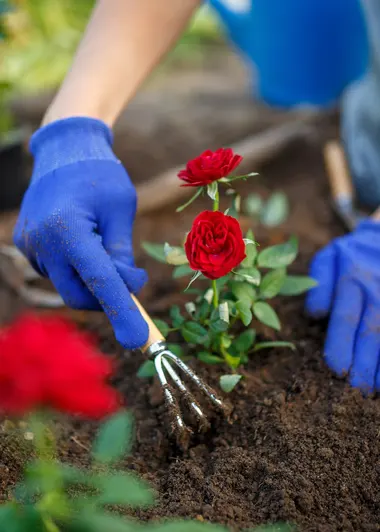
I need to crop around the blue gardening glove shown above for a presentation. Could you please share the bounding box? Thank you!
[14,117,149,349]
[306,220,380,393]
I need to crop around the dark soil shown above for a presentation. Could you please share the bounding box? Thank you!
[0,100,379,530]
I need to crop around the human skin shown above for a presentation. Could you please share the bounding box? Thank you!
[43,0,201,127]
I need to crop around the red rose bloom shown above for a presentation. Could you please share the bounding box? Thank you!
[185,211,246,279]
[0,314,120,419]
[178,148,243,187]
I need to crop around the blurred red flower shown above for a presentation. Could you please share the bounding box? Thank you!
[178,148,243,187]
[0,314,120,419]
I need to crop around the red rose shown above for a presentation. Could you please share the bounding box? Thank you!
[0,314,120,419]
[185,211,246,279]
[178,148,243,187]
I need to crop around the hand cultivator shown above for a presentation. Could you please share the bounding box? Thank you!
[132,296,230,443]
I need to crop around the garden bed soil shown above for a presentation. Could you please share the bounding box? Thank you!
[0,134,379,532]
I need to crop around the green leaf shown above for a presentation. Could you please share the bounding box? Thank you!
[170,305,185,327]
[224,352,242,370]
[219,301,229,323]
[221,171,258,184]
[279,275,318,296]
[96,472,155,508]
[142,242,167,263]
[244,193,263,216]
[241,229,258,268]
[260,192,289,227]
[167,344,185,358]
[260,268,286,299]
[241,240,258,268]
[234,329,256,353]
[185,302,197,316]
[257,237,298,269]
[164,243,188,266]
[253,341,295,352]
[207,181,218,201]
[181,322,209,344]
[173,264,194,278]
[198,352,224,365]
[92,411,134,465]
[236,300,253,326]
[153,319,170,337]
[215,275,230,291]
[74,511,139,532]
[0,504,45,532]
[137,360,156,378]
[235,267,261,286]
[210,319,229,333]
[226,300,238,318]
[59,464,92,486]
[253,302,281,331]
[209,307,229,333]
[230,281,256,304]
[185,271,202,291]
[220,374,242,393]
[195,299,211,321]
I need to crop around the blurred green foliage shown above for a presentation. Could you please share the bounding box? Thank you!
[1,0,94,91]
[0,0,14,136]
[0,1,222,95]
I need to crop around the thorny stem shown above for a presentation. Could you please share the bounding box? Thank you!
[212,280,219,308]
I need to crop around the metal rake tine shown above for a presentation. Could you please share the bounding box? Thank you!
[161,355,207,424]
[131,295,230,442]
[154,353,186,433]
[162,351,225,412]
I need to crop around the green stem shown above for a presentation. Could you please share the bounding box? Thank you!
[43,517,60,532]
[212,280,219,308]
[213,188,220,212]
[28,412,55,461]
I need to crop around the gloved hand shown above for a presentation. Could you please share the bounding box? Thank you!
[14,117,149,349]
[306,220,380,393]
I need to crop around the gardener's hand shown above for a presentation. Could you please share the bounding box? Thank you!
[306,220,380,393]
[14,117,149,349]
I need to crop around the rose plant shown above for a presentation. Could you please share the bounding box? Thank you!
[0,313,238,532]
[142,148,316,392]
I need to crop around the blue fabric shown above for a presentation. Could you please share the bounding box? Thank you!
[306,220,380,393]
[14,117,149,349]
[342,0,380,208]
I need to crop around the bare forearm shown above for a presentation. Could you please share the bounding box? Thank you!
[43,0,200,126]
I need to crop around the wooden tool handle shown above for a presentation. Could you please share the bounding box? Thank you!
[131,295,165,352]
[324,141,353,200]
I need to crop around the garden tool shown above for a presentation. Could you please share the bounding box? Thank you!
[132,295,229,442]
[324,141,366,231]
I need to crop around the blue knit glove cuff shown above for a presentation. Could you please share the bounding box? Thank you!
[30,117,117,183]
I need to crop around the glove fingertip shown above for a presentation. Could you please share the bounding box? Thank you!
[115,313,149,350]
[349,373,375,396]
[304,247,336,317]
[128,268,148,294]
[324,346,349,378]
